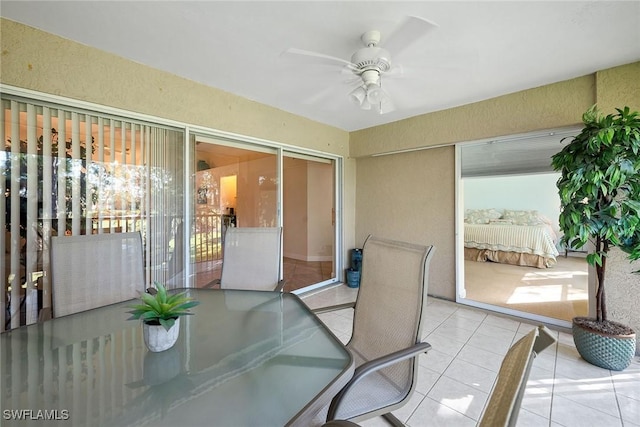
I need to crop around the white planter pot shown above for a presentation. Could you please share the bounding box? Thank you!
[143,318,180,352]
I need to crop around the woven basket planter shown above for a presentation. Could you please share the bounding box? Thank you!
[572,317,636,371]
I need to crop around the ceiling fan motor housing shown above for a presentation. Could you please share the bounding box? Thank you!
[350,46,392,74]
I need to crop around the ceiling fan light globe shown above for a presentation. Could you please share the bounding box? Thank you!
[366,85,384,104]
[348,86,367,105]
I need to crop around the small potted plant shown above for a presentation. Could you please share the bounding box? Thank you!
[128,282,200,352]
[551,105,640,370]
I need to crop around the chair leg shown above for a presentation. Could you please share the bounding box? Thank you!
[382,412,404,427]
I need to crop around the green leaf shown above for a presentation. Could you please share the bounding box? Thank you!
[605,128,614,144]
[624,199,640,214]
[159,317,176,331]
[173,300,200,311]
[586,252,601,267]
[141,293,162,313]
[141,311,159,321]
[155,281,168,304]
[572,211,581,225]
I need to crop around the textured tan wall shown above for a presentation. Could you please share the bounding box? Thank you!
[606,248,640,353]
[596,62,640,114]
[350,76,594,157]
[355,147,455,298]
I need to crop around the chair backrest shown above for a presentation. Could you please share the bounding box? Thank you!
[479,325,556,427]
[219,227,283,291]
[338,235,435,421]
[51,232,145,317]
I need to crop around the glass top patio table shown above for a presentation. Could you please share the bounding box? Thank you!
[0,289,354,426]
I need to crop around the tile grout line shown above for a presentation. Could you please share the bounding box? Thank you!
[547,333,560,427]
[421,304,490,423]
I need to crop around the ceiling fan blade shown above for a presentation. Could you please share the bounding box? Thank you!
[384,64,405,78]
[379,99,396,114]
[383,16,439,58]
[379,78,419,110]
[302,83,352,107]
[280,48,356,71]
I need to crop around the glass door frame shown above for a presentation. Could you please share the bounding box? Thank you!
[454,128,592,329]
[185,128,344,292]
[283,150,340,294]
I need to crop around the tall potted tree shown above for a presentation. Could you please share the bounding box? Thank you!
[552,106,640,371]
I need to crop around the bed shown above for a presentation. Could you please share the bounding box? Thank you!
[464,209,560,268]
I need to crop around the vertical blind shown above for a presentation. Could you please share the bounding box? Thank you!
[1,97,184,330]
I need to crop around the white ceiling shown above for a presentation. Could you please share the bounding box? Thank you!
[2,1,639,132]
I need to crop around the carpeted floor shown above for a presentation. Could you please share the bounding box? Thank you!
[464,255,588,322]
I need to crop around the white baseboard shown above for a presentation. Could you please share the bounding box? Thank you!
[284,252,332,262]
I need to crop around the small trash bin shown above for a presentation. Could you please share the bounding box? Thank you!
[346,248,363,288]
[351,248,363,271]
[346,268,360,288]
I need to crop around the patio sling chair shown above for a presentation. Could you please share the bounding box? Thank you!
[216,227,285,292]
[311,235,435,427]
[320,325,557,427]
[51,232,145,317]
[478,324,556,427]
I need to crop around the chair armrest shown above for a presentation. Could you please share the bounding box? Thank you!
[327,341,431,421]
[533,325,556,354]
[311,301,355,315]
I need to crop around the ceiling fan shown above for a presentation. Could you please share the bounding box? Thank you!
[282,16,438,114]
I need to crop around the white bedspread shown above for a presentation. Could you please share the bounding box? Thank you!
[464,223,559,261]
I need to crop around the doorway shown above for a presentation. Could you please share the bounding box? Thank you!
[191,137,338,292]
[282,153,336,292]
[191,139,278,288]
[456,128,589,326]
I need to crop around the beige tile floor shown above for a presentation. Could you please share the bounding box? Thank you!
[300,284,640,427]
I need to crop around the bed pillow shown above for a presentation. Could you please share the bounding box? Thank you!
[465,208,502,224]
[503,209,545,226]
[489,219,514,225]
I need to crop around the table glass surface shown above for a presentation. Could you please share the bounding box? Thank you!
[0,289,353,426]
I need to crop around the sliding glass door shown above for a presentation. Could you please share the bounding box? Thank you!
[282,152,336,292]
[1,96,184,329]
[191,137,278,288]
[456,128,589,327]
[191,137,339,292]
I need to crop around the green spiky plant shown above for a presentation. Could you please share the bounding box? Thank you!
[128,282,200,331]
[551,106,640,335]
